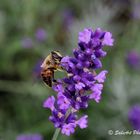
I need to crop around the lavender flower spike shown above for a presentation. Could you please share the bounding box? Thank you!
[42,27,114,137]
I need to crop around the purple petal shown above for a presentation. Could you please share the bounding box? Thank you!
[90,84,103,102]
[102,32,114,46]
[57,95,70,110]
[94,70,108,83]
[61,123,76,136]
[78,29,91,44]
[76,115,88,129]
[75,82,85,90]
[90,91,101,103]
[43,96,55,111]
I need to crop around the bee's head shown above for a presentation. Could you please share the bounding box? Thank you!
[51,51,63,61]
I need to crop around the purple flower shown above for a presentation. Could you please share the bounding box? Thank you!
[53,82,64,94]
[91,84,103,92]
[16,134,43,140]
[126,51,140,70]
[42,27,114,136]
[90,84,103,103]
[61,123,76,136]
[72,94,89,110]
[94,70,108,83]
[91,58,102,69]
[35,28,47,42]
[43,96,55,111]
[90,91,101,103]
[78,29,91,44]
[93,28,103,38]
[75,82,85,90]
[57,95,70,110]
[61,56,72,71]
[102,32,114,46]
[128,105,140,130]
[95,49,107,57]
[76,115,88,129]
[49,109,66,128]
[21,38,33,48]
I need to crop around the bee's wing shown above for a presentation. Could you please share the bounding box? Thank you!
[40,55,51,68]
[56,66,63,71]
[40,61,46,68]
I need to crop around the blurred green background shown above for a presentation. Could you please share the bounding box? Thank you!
[0,0,140,140]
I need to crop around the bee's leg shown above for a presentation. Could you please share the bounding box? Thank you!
[53,79,57,82]
[52,71,57,83]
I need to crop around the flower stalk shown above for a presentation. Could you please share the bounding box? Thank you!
[52,128,60,140]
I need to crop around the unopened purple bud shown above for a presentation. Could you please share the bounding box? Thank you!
[91,54,96,60]
[84,61,90,67]
[73,49,79,58]
[95,49,107,57]
[85,48,92,55]
[78,53,85,61]
[92,28,103,38]
[76,63,83,69]
[73,75,81,81]
[92,58,102,69]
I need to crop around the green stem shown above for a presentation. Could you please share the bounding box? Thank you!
[52,128,61,140]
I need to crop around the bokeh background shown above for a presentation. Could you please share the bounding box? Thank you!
[0,0,140,140]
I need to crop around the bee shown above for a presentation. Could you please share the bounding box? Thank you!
[41,51,63,87]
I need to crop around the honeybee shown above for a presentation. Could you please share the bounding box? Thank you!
[41,51,63,87]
